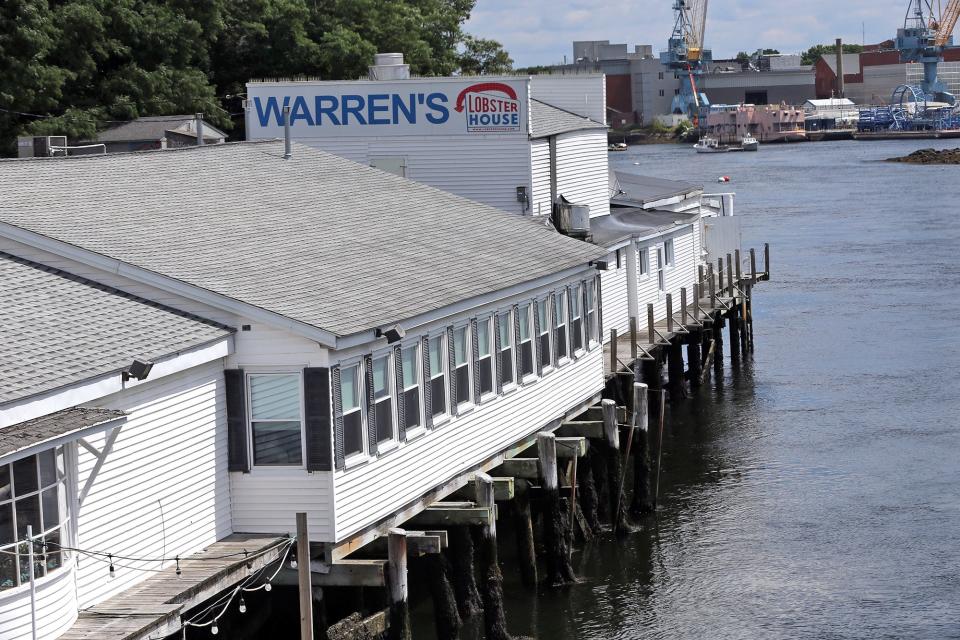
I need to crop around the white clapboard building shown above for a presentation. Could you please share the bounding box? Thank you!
[0,140,606,638]
[245,57,610,220]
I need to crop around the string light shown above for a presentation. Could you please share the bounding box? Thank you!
[238,595,247,614]
[108,554,115,577]
[210,624,219,635]
[175,556,182,576]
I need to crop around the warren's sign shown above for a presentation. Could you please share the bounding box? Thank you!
[246,79,528,138]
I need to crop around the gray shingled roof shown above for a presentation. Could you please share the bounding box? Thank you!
[1,407,126,459]
[530,99,608,138]
[610,171,702,208]
[0,141,604,339]
[94,115,226,143]
[0,253,235,405]
[590,208,699,247]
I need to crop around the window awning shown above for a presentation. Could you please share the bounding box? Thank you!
[0,406,126,463]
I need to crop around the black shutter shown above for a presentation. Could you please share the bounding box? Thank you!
[447,327,457,416]
[551,293,560,367]
[394,346,406,442]
[513,305,523,384]
[493,313,503,394]
[364,355,377,456]
[225,369,250,473]
[303,367,332,472]
[471,319,481,404]
[422,336,433,429]
[582,281,590,351]
[568,285,578,360]
[596,274,604,345]
[332,367,345,470]
[533,301,543,376]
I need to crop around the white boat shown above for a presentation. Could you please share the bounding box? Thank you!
[608,142,628,151]
[693,137,728,153]
[741,133,759,151]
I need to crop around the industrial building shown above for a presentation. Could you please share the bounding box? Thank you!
[815,46,960,104]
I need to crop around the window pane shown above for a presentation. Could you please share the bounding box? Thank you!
[536,301,548,330]
[570,286,581,317]
[454,328,468,366]
[250,375,300,421]
[343,413,363,456]
[0,546,15,589]
[521,343,534,376]
[431,377,446,416]
[497,314,511,348]
[402,346,419,389]
[557,327,567,358]
[15,495,40,539]
[340,366,360,411]
[518,305,530,341]
[44,530,62,572]
[429,336,444,374]
[13,457,37,496]
[38,450,57,488]
[373,356,390,398]
[477,320,491,357]
[456,366,470,403]
[375,400,393,443]
[572,319,583,351]
[252,422,302,465]
[404,390,421,430]
[586,284,595,312]
[539,333,551,364]
[56,448,65,481]
[500,349,514,385]
[41,488,59,532]
[0,466,9,501]
[0,504,12,545]
[557,292,567,323]
[480,358,493,394]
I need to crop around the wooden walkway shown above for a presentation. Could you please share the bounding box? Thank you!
[61,533,288,640]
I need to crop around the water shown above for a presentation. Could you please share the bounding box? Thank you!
[444,140,960,639]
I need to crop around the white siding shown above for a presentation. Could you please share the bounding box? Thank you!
[600,253,630,343]
[636,242,661,331]
[229,323,328,369]
[529,138,551,217]
[0,565,77,640]
[76,360,231,609]
[636,226,698,332]
[230,472,333,542]
[530,75,607,124]
[333,348,604,541]
[280,135,533,215]
[555,130,610,219]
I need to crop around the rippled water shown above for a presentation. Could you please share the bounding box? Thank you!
[422,140,960,640]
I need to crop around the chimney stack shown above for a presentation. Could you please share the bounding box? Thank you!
[283,105,292,159]
[195,113,204,146]
[835,38,845,99]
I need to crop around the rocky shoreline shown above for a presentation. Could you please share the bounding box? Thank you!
[886,148,960,164]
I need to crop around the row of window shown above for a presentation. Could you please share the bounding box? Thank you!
[0,448,68,590]
[616,239,675,292]
[240,278,600,469]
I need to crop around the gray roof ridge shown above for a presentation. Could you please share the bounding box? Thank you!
[0,139,274,164]
[0,250,236,335]
[530,97,607,128]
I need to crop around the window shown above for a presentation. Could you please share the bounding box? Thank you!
[570,285,583,352]
[658,71,664,80]
[249,373,303,466]
[497,312,514,386]
[657,247,665,292]
[615,248,623,269]
[453,327,471,407]
[372,354,394,444]
[638,248,649,277]
[0,448,68,590]
[369,156,406,177]
[536,299,551,369]
[555,291,568,360]
[586,281,598,346]
[477,318,494,396]
[401,345,421,431]
[664,239,675,266]
[659,89,664,97]
[429,335,447,418]
[517,304,534,378]
[339,365,364,457]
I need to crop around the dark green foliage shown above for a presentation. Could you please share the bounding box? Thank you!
[0,0,511,154]
[801,43,864,66]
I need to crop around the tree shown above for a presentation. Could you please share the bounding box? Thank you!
[801,43,863,66]
[457,35,513,75]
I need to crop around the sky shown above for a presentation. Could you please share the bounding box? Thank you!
[464,0,916,67]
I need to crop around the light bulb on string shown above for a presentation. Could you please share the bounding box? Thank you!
[289,556,298,569]
[175,556,182,576]
[264,582,272,592]
[108,554,115,578]
[238,595,247,614]
[211,624,219,635]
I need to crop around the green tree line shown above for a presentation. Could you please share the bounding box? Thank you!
[0,0,512,154]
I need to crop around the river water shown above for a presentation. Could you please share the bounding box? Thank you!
[473,139,960,640]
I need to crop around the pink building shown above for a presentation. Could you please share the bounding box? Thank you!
[704,103,807,143]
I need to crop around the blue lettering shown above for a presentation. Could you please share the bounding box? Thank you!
[392,94,417,124]
[341,95,367,125]
[367,94,390,125]
[315,96,341,126]
[254,96,290,127]
[425,93,449,124]
[290,95,315,126]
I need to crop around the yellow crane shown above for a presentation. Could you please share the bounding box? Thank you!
[933,0,960,45]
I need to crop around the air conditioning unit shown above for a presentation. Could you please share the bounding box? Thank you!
[17,136,67,158]
[554,195,591,239]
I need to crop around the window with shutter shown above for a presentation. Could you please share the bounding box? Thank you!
[372,353,395,445]
[401,343,422,434]
[225,369,250,472]
[332,367,345,470]
[303,368,332,471]
[393,346,406,442]
[585,279,598,348]
[534,299,549,375]
[339,364,364,458]
[453,326,471,408]
[497,311,514,387]
[422,336,433,429]
[446,327,458,415]
[248,373,303,466]
[477,317,494,397]
[570,284,583,354]
[429,335,447,419]
[555,290,568,361]
[363,355,377,456]
[471,319,482,403]
[517,303,534,379]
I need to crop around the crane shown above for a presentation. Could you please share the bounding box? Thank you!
[659,0,712,123]
[895,0,960,103]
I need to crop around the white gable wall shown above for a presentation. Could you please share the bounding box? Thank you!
[529,138,551,217]
[600,251,630,343]
[555,130,610,219]
[530,75,607,124]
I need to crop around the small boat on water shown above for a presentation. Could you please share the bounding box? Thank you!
[608,142,628,151]
[693,137,728,153]
[741,133,759,151]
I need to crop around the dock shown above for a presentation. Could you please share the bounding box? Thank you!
[60,534,288,640]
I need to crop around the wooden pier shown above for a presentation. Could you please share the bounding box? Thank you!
[60,534,287,640]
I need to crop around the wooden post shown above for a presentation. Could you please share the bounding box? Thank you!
[449,526,482,619]
[666,294,674,333]
[387,528,411,640]
[750,248,757,283]
[667,340,685,399]
[687,333,702,389]
[423,552,461,640]
[629,316,638,364]
[629,384,653,518]
[680,287,688,324]
[698,265,705,290]
[296,513,314,640]
[609,328,617,376]
[712,310,724,372]
[740,293,750,358]
[727,304,741,362]
[537,432,575,586]
[601,400,631,533]
[765,242,770,278]
[708,263,716,308]
[747,283,755,351]
[647,303,655,344]
[735,249,742,285]
[475,473,512,640]
[513,481,538,588]
[692,284,700,321]
[717,258,724,296]
[726,253,734,297]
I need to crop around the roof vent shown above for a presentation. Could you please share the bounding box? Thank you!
[369,53,410,80]
[554,195,591,240]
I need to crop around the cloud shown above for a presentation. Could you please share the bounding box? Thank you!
[464,0,915,66]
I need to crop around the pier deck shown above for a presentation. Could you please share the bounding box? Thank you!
[60,533,288,640]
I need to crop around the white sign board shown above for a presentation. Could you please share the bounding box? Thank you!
[246,78,529,138]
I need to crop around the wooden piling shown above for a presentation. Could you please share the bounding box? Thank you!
[687,332,702,389]
[726,253,734,297]
[698,265,705,290]
[666,294,674,333]
[727,304,741,362]
[448,526,482,619]
[717,259,724,296]
[680,287,688,324]
[475,473,512,640]
[740,294,750,359]
[537,432,576,586]
[647,303,656,345]
[609,328,618,376]
[735,249,742,285]
[750,248,757,284]
[667,340,685,399]
[575,448,601,536]
[296,513,314,640]
[692,284,700,322]
[708,263,716,307]
[712,310,724,372]
[628,385,653,518]
[747,283,755,350]
[765,242,770,278]
[387,529,411,640]
[601,400,632,533]
[423,552,461,640]
[512,481,538,588]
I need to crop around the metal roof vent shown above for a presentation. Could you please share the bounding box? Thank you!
[554,195,591,240]
[369,53,410,80]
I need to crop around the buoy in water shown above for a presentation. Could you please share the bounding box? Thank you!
[717,176,731,183]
